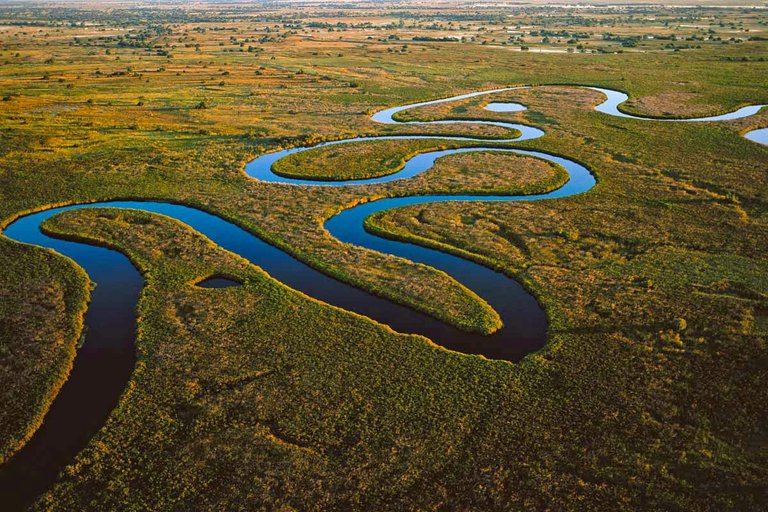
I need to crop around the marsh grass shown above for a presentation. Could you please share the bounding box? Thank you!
[0,4,766,510]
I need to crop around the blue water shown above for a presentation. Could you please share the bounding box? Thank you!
[745,127,768,146]
[485,102,527,113]
[249,132,545,186]
[590,87,766,122]
[1,84,764,509]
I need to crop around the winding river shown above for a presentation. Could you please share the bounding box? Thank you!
[0,86,764,509]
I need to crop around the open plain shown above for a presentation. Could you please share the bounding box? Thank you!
[0,1,766,510]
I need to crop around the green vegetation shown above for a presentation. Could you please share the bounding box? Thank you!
[415,150,568,195]
[272,139,464,181]
[0,2,766,510]
[271,139,567,195]
[0,245,88,466]
[272,139,516,181]
[36,208,516,510]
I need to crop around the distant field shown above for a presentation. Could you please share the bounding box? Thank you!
[0,1,766,510]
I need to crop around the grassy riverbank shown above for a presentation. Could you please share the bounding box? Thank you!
[271,138,518,181]
[0,246,88,466]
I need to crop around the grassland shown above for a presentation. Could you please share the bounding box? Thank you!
[271,139,524,181]
[0,2,767,510]
[408,150,568,195]
[272,140,568,193]
[0,245,88,466]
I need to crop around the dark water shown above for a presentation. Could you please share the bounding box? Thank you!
[0,84,762,509]
[196,276,242,288]
[0,208,141,511]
